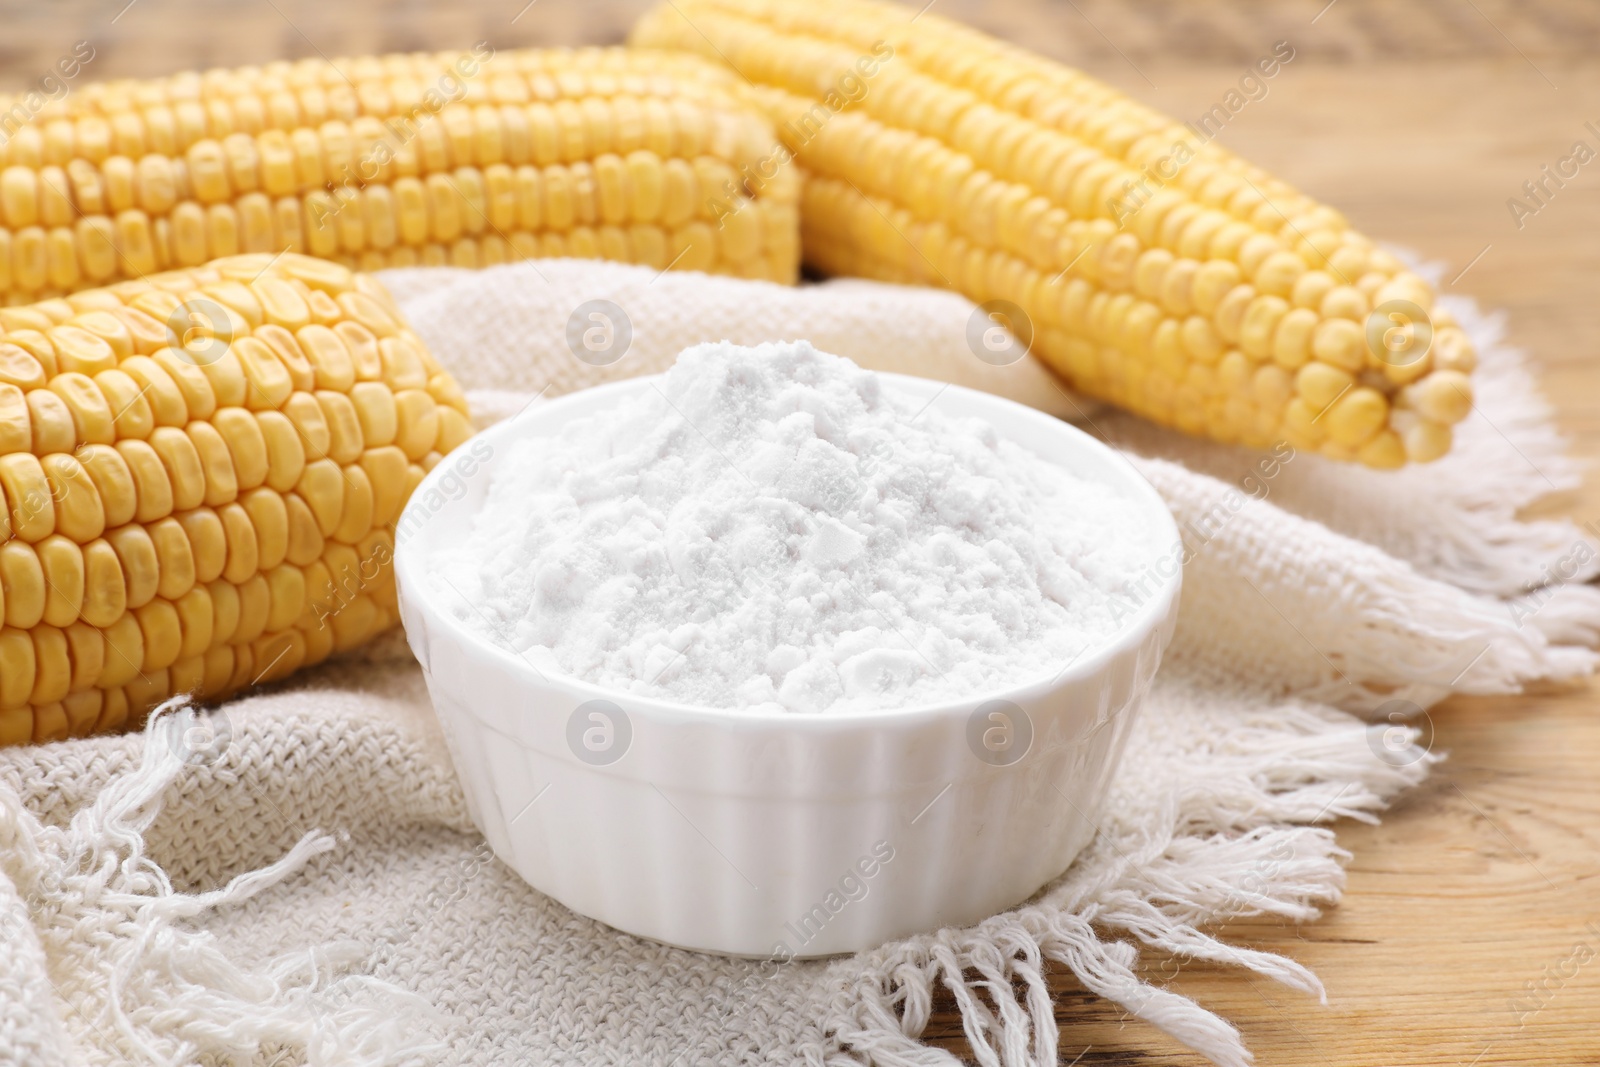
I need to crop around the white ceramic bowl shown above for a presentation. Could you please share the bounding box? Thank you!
[394,373,1181,958]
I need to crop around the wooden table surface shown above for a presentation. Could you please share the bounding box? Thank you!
[5,1,1598,1063]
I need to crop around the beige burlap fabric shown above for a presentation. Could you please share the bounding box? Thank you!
[1,259,1592,1067]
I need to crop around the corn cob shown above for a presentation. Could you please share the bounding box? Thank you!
[0,47,799,303]
[631,0,1476,467]
[0,252,469,746]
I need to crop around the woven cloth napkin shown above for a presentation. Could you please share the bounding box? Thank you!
[2,259,1596,1067]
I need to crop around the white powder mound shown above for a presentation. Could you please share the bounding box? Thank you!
[433,341,1156,715]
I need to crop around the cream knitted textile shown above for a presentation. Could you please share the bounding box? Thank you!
[1,259,1596,1067]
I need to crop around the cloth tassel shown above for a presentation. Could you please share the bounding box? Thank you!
[0,701,428,1067]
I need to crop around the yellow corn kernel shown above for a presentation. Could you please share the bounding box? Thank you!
[86,686,124,737]
[1431,327,1476,374]
[152,348,220,420]
[196,348,249,409]
[349,381,398,447]
[27,390,76,454]
[136,598,183,671]
[217,501,260,585]
[316,390,366,464]
[252,628,306,684]
[212,407,269,490]
[249,412,304,495]
[149,516,197,601]
[73,310,134,361]
[333,463,375,544]
[283,491,326,567]
[241,487,289,571]
[295,325,357,392]
[1356,429,1405,470]
[233,573,270,645]
[208,578,240,647]
[148,426,208,512]
[0,342,47,390]
[282,390,331,458]
[1270,307,1317,370]
[0,627,35,708]
[295,458,345,538]
[75,444,133,527]
[1322,386,1389,448]
[199,644,234,695]
[51,371,117,445]
[0,453,56,542]
[98,613,145,688]
[1407,370,1473,426]
[0,385,30,455]
[264,564,306,633]
[168,655,205,700]
[174,584,214,660]
[224,641,255,692]
[234,335,295,410]
[256,324,316,391]
[393,389,439,460]
[49,324,118,376]
[329,592,381,651]
[64,621,104,693]
[378,335,430,390]
[113,439,173,525]
[107,523,160,610]
[119,356,190,427]
[359,446,409,526]
[81,538,127,628]
[178,420,235,508]
[426,372,469,416]
[1295,362,1355,412]
[435,406,473,454]
[39,452,104,542]
[0,707,28,745]
[176,506,228,585]
[0,540,45,630]
[30,625,72,706]
[36,536,84,629]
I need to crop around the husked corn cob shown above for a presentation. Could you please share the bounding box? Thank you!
[0,47,799,302]
[632,0,1476,467]
[0,252,470,746]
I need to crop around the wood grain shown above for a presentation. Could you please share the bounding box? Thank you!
[1,0,1597,84]
[3,2,1598,1064]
